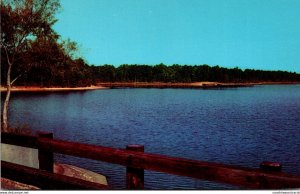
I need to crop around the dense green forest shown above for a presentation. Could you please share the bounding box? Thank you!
[1,62,300,87]
[90,64,300,83]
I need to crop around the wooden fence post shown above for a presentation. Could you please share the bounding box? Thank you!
[260,161,282,172]
[126,145,144,189]
[38,132,54,173]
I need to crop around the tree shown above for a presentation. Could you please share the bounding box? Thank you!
[1,0,61,132]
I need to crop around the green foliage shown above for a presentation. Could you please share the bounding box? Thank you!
[91,64,300,83]
[1,0,93,88]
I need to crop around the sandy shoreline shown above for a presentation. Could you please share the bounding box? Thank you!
[98,81,300,89]
[1,82,299,92]
[0,85,108,92]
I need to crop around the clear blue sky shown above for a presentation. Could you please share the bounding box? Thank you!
[53,0,300,73]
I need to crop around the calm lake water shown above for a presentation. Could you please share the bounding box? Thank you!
[6,85,300,189]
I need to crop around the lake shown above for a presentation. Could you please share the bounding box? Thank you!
[6,85,300,189]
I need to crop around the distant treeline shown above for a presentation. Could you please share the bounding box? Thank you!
[2,62,299,87]
[91,64,300,83]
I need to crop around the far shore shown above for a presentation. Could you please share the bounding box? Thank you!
[0,85,108,93]
[97,81,300,89]
[1,81,299,92]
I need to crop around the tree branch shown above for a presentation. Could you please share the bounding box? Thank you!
[11,72,26,85]
[14,32,27,54]
[3,46,12,65]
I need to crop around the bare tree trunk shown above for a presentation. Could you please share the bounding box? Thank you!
[2,63,12,132]
[2,87,11,132]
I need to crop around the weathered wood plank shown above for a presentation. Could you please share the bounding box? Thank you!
[1,161,109,190]
[37,137,300,189]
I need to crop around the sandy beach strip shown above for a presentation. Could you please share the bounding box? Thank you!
[1,82,299,92]
[97,82,255,88]
[98,81,300,89]
[0,85,108,92]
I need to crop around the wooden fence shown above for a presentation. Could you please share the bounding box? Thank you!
[1,132,300,189]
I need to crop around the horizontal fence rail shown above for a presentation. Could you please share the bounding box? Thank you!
[1,132,300,189]
[1,132,38,148]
